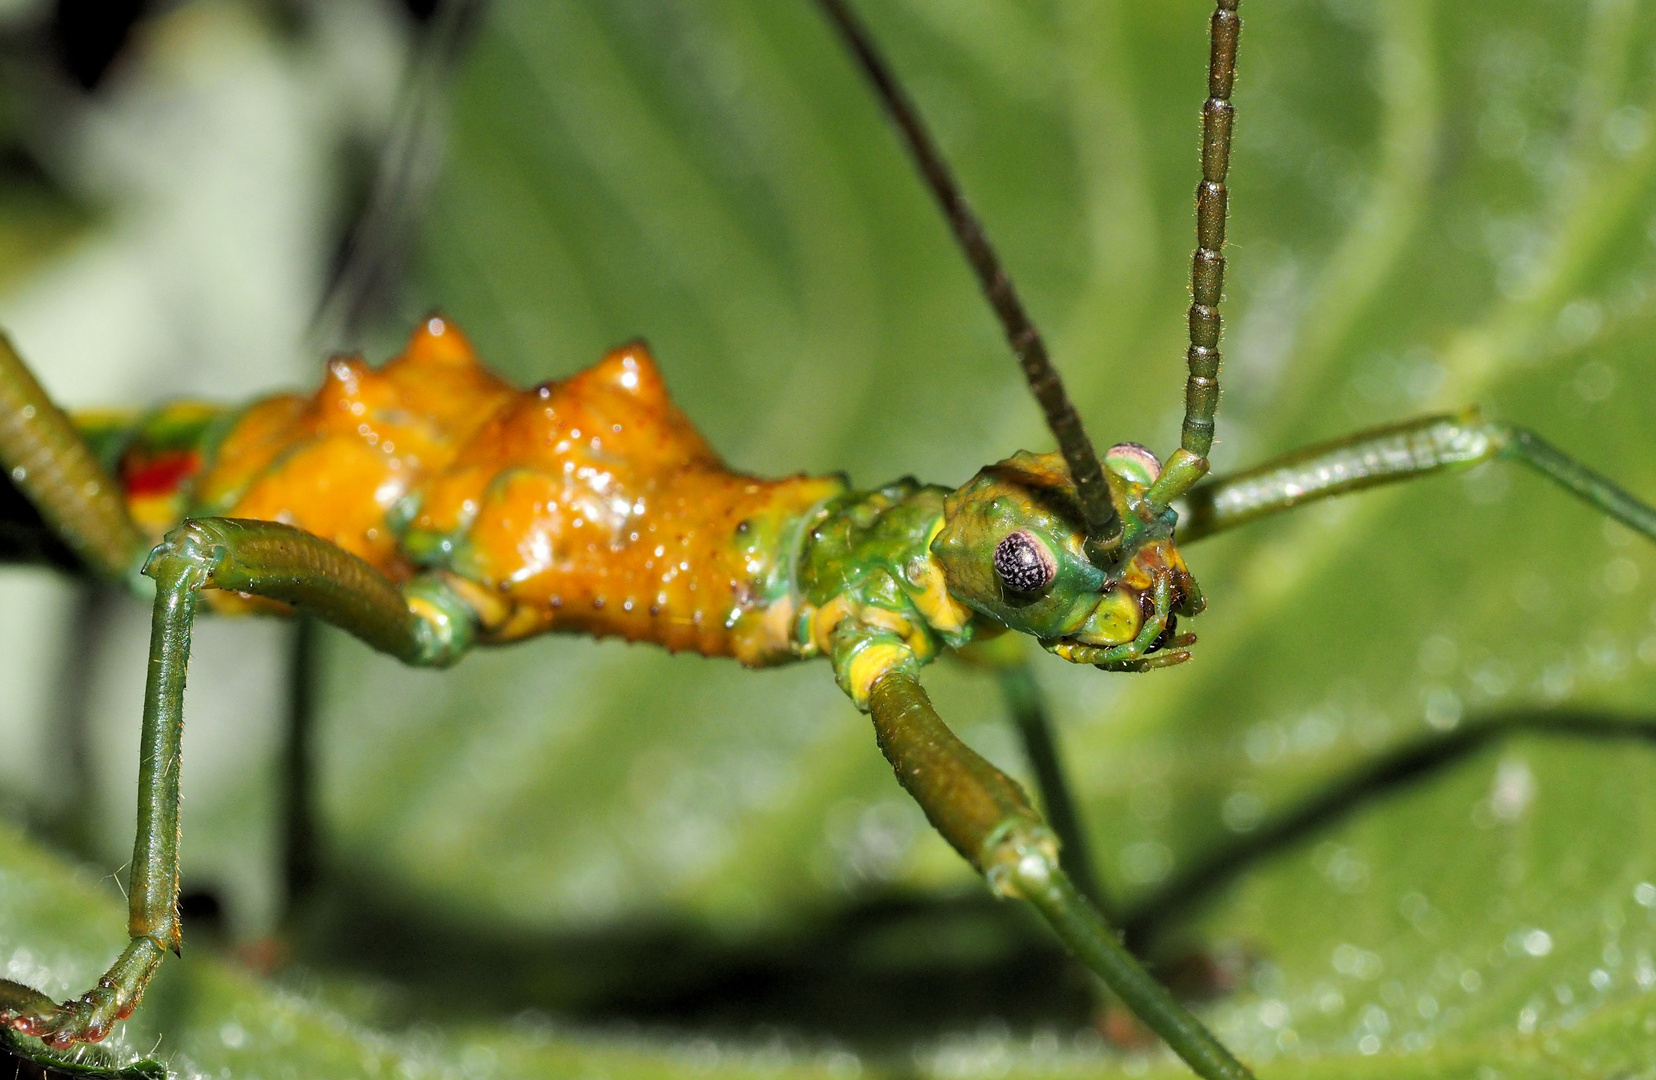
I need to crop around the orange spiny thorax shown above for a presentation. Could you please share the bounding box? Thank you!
[167,318,844,665]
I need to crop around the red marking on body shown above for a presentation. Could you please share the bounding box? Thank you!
[122,448,202,498]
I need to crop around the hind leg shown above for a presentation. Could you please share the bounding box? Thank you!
[0,333,148,580]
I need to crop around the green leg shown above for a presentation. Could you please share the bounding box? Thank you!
[995,660,1109,913]
[0,333,147,582]
[997,660,1155,1047]
[869,671,1254,1080]
[1176,410,1656,545]
[0,518,472,1047]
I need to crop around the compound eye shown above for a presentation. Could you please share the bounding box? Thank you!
[993,530,1056,593]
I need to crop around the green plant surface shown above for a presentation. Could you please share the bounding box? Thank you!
[8,0,1656,1075]
[0,822,867,1079]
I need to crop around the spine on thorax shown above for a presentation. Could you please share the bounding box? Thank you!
[82,319,972,672]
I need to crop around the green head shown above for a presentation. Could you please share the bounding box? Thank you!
[932,447,1202,668]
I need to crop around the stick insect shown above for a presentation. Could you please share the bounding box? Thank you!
[2,0,1656,1077]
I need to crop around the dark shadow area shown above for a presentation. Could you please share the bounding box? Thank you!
[0,468,82,572]
[50,0,150,92]
[40,585,117,857]
[289,712,1656,1054]
[281,617,321,925]
[299,875,1095,1053]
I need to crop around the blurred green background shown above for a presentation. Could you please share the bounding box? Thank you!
[3,0,1656,1076]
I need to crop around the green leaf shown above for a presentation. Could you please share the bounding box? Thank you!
[0,822,867,1078]
[8,0,1656,1076]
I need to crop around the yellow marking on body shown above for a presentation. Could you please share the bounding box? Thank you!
[1063,587,1142,648]
[69,407,142,429]
[857,604,913,642]
[811,596,857,655]
[909,518,972,637]
[127,494,183,541]
[811,594,935,665]
[148,401,221,423]
[847,641,910,711]
[857,603,939,663]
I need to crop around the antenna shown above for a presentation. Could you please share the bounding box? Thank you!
[309,0,488,353]
[1149,0,1242,511]
[812,0,1123,555]
[1182,0,1239,461]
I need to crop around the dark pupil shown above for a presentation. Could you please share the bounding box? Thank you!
[993,531,1052,592]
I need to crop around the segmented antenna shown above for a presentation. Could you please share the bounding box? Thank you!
[812,0,1122,552]
[1180,0,1240,461]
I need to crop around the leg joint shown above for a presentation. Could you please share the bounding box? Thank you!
[981,816,1061,900]
[140,518,228,587]
[403,574,478,668]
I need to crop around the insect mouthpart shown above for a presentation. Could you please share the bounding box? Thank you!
[1041,537,1203,671]
[1052,586,1149,651]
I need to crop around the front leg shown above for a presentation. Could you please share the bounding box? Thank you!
[852,636,1255,1080]
[0,518,473,1047]
[1175,409,1656,545]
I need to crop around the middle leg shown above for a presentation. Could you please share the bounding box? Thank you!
[0,517,475,1046]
